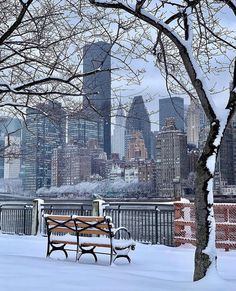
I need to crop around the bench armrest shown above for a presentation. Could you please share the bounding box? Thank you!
[112,227,131,239]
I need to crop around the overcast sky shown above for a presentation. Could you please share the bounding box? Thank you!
[110,6,235,132]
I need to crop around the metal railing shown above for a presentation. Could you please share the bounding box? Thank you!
[0,204,33,235]
[105,203,174,246]
[0,200,175,246]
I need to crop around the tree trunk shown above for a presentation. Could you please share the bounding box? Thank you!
[193,121,219,281]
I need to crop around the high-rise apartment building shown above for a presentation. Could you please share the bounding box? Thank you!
[125,95,151,158]
[112,102,126,159]
[83,41,111,157]
[21,102,66,193]
[51,145,91,187]
[138,160,157,191]
[159,97,184,132]
[156,118,188,197]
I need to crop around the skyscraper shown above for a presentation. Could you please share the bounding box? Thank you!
[0,117,22,178]
[112,102,126,159]
[83,41,111,157]
[156,118,187,197]
[214,112,236,191]
[125,95,151,159]
[186,99,207,147]
[159,97,184,132]
[21,102,66,192]
[68,110,104,149]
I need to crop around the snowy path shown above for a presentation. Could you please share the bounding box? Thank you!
[0,234,235,291]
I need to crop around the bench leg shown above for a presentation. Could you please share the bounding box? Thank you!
[47,243,68,258]
[113,246,133,263]
[110,247,113,265]
[113,254,131,263]
[77,246,97,263]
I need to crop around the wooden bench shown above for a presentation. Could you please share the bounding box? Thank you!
[44,214,135,264]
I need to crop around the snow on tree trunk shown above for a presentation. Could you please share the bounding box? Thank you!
[194,61,236,280]
[194,122,219,280]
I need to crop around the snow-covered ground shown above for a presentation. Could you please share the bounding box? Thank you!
[0,234,235,291]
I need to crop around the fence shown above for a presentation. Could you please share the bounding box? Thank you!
[0,199,175,245]
[174,203,236,250]
[105,203,174,245]
[0,204,33,235]
[2,200,236,249]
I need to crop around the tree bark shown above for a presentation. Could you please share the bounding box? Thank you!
[194,119,219,280]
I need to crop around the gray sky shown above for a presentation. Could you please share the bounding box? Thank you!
[110,7,235,132]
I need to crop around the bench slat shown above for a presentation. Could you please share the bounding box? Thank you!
[80,242,111,248]
[51,239,77,245]
[73,216,107,222]
[50,227,76,233]
[78,229,110,236]
[48,221,75,227]
[76,223,112,229]
[45,215,72,220]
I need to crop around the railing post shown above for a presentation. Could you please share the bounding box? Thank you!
[118,205,121,227]
[23,205,27,235]
[92,199,105,216]
[155,206,159,244]
[31,199,44,235]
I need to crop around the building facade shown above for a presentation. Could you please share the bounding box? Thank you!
[21,102,66,193]
[138,161,157,191]
[186,100,207,147]
[159,97,184,132]
[126,131,147,161]
[83,41,111,157]
[0,117,22,178]
[51,145,91,186]
[4,136,21,179]
[112,102,126,159]
[156,118,188,197]
[68,110,104,149]
[214,112,236,192]
[125,95,152,158]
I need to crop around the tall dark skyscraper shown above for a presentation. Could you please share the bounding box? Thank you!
[21,102,66,192]
[159,97,184,132]
[125,95,152,159]
[83,41,111,158]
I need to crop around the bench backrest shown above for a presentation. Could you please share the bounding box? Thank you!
[73,215,113,238]
[44,215,113,238]
[44,215,76,236]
